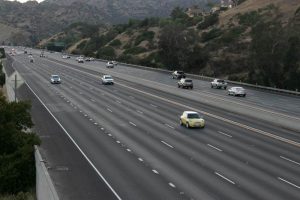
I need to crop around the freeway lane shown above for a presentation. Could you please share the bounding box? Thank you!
[47,52,300,119]
[8,52,300,200]
[44,54,300,133]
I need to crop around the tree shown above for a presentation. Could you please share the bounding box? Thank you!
[0,94,40,194]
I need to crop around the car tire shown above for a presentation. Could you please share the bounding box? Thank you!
[178,84,180,88]
[190,86,193,89]
[211,84,213,88]
[243,94,246,97]
[186,122,190,128]
[224,87,227,90]
[180,119,183,126]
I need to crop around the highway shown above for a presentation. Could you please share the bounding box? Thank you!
[5,50,300,200]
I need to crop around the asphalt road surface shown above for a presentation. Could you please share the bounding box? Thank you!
[5,50,300,200]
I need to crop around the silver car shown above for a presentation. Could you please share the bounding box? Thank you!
[101,75,114,85]
[50,75,61,84]
[228,87,246,97]
[106,61,114,68]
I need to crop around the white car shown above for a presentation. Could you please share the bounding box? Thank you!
[106,61,114,68]
[50,75,61,84]
[211,79,227,89]
[76,56,84,61]
[228,87,246,97]
[101,75,114,85]
[78,58,84,63]
[62,55,68,59]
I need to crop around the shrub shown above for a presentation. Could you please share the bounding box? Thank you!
[123,47,147,55]
[97,46,116,58]
[0,73,5,86]
[110,39,122,47]
[197,13,219,30]
[201,28,222,42]
[134,31,155,46]
[237,11,260,26]
[77,40,87,49]
[220,26,246,43]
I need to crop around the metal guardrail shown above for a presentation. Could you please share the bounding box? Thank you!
[94,58,300,96]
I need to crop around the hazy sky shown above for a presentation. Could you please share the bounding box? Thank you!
[8,0,44,2]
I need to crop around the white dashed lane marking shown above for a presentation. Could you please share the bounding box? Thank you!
[280,156,300,166]
[161,141,174,149]
[217,131,233,138]
[215,172,235,185]
[207,144,223,152]
[278,177,300,189]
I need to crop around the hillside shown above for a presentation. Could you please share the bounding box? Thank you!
[0,0,217,45]
[41,0,300,90]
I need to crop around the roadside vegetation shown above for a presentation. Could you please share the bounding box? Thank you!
[40,2,300,90]
[0,62,40,199]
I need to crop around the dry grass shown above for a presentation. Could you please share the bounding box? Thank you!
[219,0,300,25]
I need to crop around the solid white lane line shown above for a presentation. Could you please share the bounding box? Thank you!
[165,124,175,129]
[129,122,137,127]
[108,134,112,137]
[116,141,121,144]
[107,108,113,113]
[218,131,233,138]
[215,172,235,185]
[138,158,144,162]
[278,177,300,189]
[169,183,176,188]
[207,144,223,152]
[126,149,131,152]
[161,141,174,149]
[280,156,300,166]
[152,169,159,174]
[116,100,122,104]
[23,82,122,200]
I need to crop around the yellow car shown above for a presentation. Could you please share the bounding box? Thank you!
[180,111,205,128]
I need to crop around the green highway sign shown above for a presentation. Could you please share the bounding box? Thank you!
[0,48,5,59]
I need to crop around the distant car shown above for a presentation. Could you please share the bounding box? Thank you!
[178,78,193,89]
[106,61,114,68]
[76,56,84,61]
[78,58,84,63]
[40,53,45,57]
[62,55,69,59]
[211,79,227,89]
[228,87,246,97]
[101,75,114,85]
[180,111,205,128]
[50,75,61,84]
[172,71,186,79]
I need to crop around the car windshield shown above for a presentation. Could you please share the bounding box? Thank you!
[177,71,184,74]
[104,76,112,79]
[52,75,59,79]
[187,113,200,119]
[217,80,225,82]
[235,88,244,91]
[185,80,192,82]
